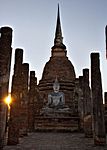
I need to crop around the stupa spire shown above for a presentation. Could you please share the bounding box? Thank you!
[54,4,62,44]
[52,4,66,49]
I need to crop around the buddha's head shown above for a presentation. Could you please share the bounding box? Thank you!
[53,77,60,93]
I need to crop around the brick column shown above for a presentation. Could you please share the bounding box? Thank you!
[83,69,92,137]
[19,63,29,136]
[0,27,12,148]
[28,71,37,131]
[8,48,23,145]
[104,92,107,133]
[91,53,106,145]
[78,76,84,130]
[104,92,107,110]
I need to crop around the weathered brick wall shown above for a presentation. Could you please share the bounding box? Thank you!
[39,56,76,109]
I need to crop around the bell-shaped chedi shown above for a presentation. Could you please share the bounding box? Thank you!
[38,5,76,106]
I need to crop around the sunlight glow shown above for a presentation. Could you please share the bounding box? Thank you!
[4,94,12,109]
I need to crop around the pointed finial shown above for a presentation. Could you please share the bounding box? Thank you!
[54,4,62,44]
[52,4,66,49]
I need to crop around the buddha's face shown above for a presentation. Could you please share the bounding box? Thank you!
[53,83,60,93]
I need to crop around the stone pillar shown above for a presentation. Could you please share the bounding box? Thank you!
[83,69,92,137]
[19,63,29,136]
[0,27,12,148]
[91,53,106,145]
[104,92,107,133]
[28,71,37,131]
[8,48,23,145]
[104,92,107,109]
[78,76,84,130]
[74,78,83,131]
[74,78,79,114]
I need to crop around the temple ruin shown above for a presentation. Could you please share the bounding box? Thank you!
[0,5,106,149]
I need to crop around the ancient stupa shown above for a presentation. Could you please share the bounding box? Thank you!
[38,5,76,107]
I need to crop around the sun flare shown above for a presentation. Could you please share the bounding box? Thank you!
[4,94,12,109]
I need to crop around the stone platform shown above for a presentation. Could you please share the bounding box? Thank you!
[3,132,107,150]
[35,116,80,132]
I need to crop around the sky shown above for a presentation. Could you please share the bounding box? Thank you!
[0,0,107,93]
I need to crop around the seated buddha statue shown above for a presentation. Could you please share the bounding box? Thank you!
[47,77,65,109]
[40,78,69,115]
[40,78,70,115]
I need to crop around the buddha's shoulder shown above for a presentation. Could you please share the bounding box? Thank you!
[49,92,64,96]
